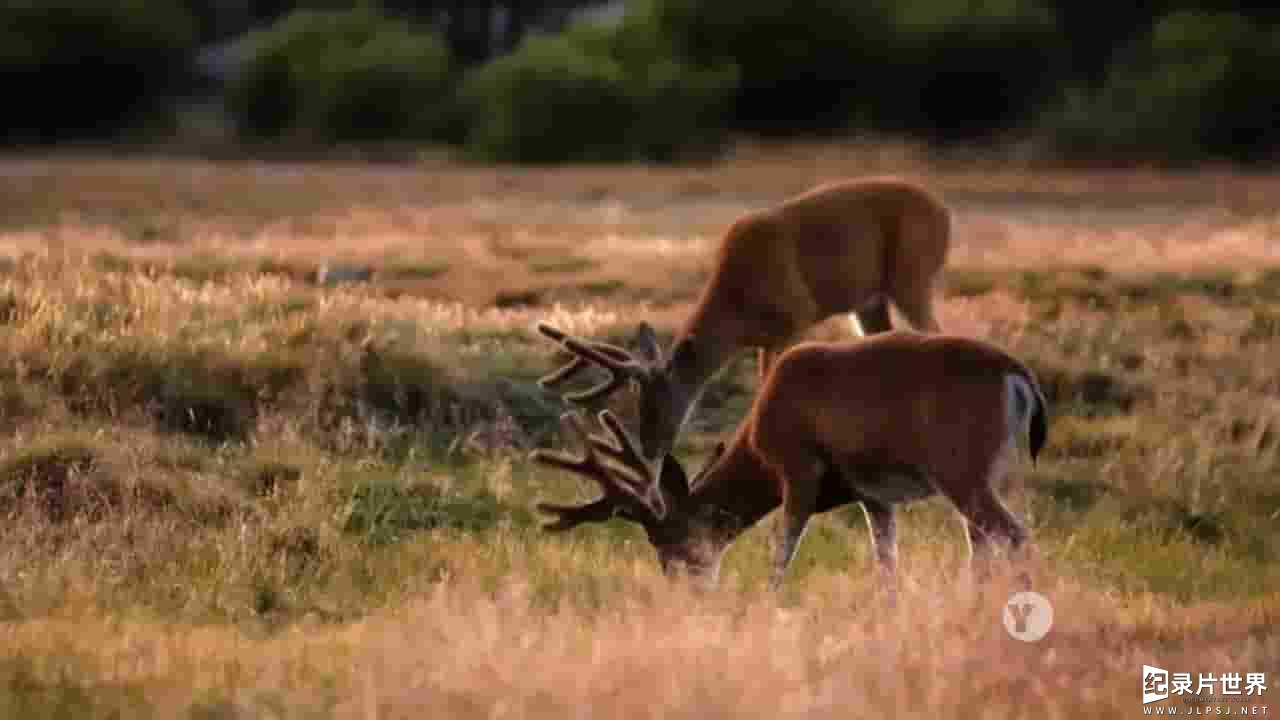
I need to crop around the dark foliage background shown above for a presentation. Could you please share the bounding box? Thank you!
[2,0,1277,164]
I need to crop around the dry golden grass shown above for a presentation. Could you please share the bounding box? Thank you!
[2,572,1275,719]
[0,146,1277,718]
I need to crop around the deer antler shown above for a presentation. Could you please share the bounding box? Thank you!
[536,322,652,404]
[529,409,667,532]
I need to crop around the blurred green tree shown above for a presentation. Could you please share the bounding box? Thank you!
[226,5,453,142]
[1044,11,1280,163]
[0,0,198,143]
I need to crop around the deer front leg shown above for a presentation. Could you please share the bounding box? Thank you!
[861,499,897,580]
[957,487,1031,587]
[861,498,899,608]
[757,347,777,382]
[770,458,823,591]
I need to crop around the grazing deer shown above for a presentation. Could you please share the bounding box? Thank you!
[538,177,951,469]
[530,330,1047,590]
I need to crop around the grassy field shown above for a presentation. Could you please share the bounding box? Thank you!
[0,143,1277,718]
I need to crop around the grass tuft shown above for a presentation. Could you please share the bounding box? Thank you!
[1029,361,1151,417]
[528,256,597,274]
[0,657,152,720]
[0,440,114,522]
[335,469,515,546]
[238,459,303,499]
[382,261,449,281]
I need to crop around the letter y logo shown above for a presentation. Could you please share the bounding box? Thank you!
[1002,591,1053,642]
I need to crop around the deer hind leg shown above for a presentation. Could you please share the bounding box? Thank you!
[849,297,893,338]
[848,313,866,338]
[933,440,1031,587]
[958,486,1031,586]
[861,498,899,606]
[861,498,897,579]
[888,274,943,334]
[757,347,779,382]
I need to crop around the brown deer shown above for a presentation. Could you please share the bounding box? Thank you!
[530,330,1048,590]
[538,176,951,470]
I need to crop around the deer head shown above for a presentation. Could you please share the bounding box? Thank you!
[535,322,703,469]
[529,409,730,582]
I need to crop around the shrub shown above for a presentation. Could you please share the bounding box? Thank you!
[882,0,1068,139]
[226,7,452,142]
[458,35,637,163]
[566,3,738,162]
[651,0,1065,139]
[49,344,304,444]
[0,0,197,143]
[457,2,737,165]
[0,439,224,523]
[1044,12,1280,163]
[651,0,892,135]
[0,441,110,521]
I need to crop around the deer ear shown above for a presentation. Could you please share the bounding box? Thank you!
[668,335,698,373]
[633,322,663,366]
[688,441,725,489]
[657,455,690,500]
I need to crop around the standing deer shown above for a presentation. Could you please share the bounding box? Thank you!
[538,176,951,471]
[530,330,1048,590]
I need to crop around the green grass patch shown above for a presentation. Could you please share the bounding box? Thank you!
[1028,361,1152,417]
[382,261,450,281]
[0,440,113,522]
[1247,266,1280,301]
[1003,267,1263,313]
[943,268,1002,298]
[493,289,542,308]
[1241,306,1280,343]
[1108,270,1240,305]
[334,467,522,546]
[0,374,51,429]
[0,437,236,525]
[89,252,309,285]
[45,345,305,443]
[1041,415,1167,460]
[576,279,625,297]
[89,252,139,275]
[0,657,153,720]
[528,256,598,274]
[1017,268,1117,309]
[237,459,304,499]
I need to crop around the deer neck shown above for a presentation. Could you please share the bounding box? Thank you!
[668,303,747,408]
[684,424,782,547]
[670,333,730,388]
